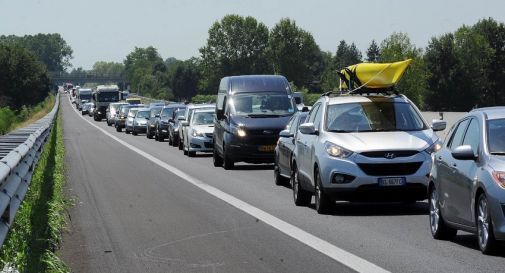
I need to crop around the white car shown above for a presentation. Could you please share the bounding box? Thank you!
[125,108,141,134]
[178,104,215,150]
[181,109,215,157]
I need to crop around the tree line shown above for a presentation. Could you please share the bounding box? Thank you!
[68,16,505,111]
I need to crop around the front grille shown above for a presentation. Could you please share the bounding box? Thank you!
[205,133,213,138]
[360,150,419,158]
[357,162,423,176]
[247,129,281,136]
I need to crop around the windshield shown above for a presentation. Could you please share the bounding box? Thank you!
[120,106,133,114]
[97,92,119,102]
[326,102,427,133]
[127,109,138,117]
[487,118,505,154]
[229,92,295,117]
[161,107,176,117]
[136,111,150,119]
[80,94,91,100]
[192,112,215,125]
[151,107,162,117]
[111,104,125,112]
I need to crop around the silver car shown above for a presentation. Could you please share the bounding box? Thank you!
[292,94,446,214]
[125,108,141,134]
[181,109,215,157]
[429,107,505,254]
[178,104,215,150]
[132,108,150,135]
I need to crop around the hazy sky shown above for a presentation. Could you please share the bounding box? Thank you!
[1,0,504,69]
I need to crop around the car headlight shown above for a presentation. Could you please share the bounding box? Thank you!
[492,170,505,189]
[425,140,442,154]
[324,141,353,158]
[192,129,205,137]
[232,125,246,137]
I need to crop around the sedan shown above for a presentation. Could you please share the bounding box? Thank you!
[181,109,215,157]
[81,102,94,115]
[429,106,505,254]
[274,111,308,186]
[132,108,151,135]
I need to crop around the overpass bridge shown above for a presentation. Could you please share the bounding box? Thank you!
[48,72,128,87]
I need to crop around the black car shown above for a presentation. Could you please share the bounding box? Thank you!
[274,111,308,186]
[168,107,187,146]
[213,75,297,169]
[146,106,163,139]
[154,104,186,141]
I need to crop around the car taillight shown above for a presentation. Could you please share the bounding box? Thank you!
[492,171,505,189]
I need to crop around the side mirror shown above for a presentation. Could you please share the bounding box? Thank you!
[452,145,477,160]
[299,123,317,135]
[181,121,189,127]
[432,119,447,132]
[279,129,293,138]
[216,109,224,120]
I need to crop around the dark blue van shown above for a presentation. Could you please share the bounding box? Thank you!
[213,75,297,169]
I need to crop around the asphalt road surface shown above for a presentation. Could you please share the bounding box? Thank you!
[58,95,504,273]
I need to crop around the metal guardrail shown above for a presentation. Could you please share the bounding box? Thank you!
[0,94,59,247]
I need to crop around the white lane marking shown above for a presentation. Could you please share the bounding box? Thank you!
[66,97,390,273]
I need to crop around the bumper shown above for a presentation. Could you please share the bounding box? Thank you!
[134,125,147,133]
[226,143,275,163]
[318,152,431,201]
[188,136,213,152]
[486,184,505,240]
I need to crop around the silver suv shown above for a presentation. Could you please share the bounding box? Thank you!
[292,93,446,214]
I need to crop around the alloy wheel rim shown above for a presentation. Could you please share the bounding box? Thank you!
[478,197,489,248]
[430,189,439,233]
[315,175,321,208]
[293,170,298,200]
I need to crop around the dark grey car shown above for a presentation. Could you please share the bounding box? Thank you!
[146,106,163,139]
[429,106,505,254]
[274,111,308,186]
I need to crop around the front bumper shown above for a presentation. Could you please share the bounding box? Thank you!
[485,180,505,240]
[188,135,213,152]
[133,124,147,133]
[318,152,431,201]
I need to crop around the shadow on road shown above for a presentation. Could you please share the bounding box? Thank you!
[309,201,429,216]
[451,234,505,257]
[232,164,275,171]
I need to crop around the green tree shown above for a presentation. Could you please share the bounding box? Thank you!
[334,40,362,69]
[0,33,73,72]
[91,61,124,76]
[124,46,169,97]
[0,43,50,109]
[366,40,380,62]
[199,14,270,93]
[171,58,201,100]
[380,32,428,108]
[268,18,323,87]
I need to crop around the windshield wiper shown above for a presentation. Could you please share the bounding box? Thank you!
[328,129,349,133]
[491,152,505,155]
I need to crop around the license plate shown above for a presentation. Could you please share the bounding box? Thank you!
[258,145,276,152]
[378,177,406,186]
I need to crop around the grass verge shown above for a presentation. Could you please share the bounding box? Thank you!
[0,94,56,135]
[0,108,70,273]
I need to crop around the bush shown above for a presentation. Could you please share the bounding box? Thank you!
[0,107,16,134]
[192,94,217,104]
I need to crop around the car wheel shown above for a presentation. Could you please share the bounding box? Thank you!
[213,144,223,167]
[154,128,159,141]
[116,126,121,132]
[132,127,138,135]
[223,145,234,170]
[146,127,153,139]
[183,144,188,155]
[477,194,497,254]
[314,170,334,214]
[429,186,457,240]
[292,163,311,206]
[178,137,183,150]
[274,156,288,186]
[188,151,196,157]
[125,128,130,134]
[173,136,179,147]
[168,134,173,145]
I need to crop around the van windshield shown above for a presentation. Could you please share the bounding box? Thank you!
[230,92,295,117]
[326,102,427,132]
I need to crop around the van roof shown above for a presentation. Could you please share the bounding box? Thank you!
[227,75,290,93]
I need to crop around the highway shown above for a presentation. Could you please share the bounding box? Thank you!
[58,94,505,273]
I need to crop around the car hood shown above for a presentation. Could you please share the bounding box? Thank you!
[327,130,437,153]
[230,115,292,131]
[192,125,214,133]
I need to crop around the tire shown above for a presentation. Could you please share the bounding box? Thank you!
[107,120,111,126]
[178,137,183,150]
[154,127,159,141]
[168,134,173,145]
[94,115,100,121]
[477,194,498,254]
[274,155,289,186]
[116,125,121,132]
[314,170,334,214]
[132,128,138,136]
[188,151,196,157]
[292,163,311,206]
[125,127,130,134]
[213,145,223,167]
[146,127,153,139]
[223,145,234,170]
[429,186,457,240]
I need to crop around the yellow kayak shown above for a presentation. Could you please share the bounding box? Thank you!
[339,59,412,90]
